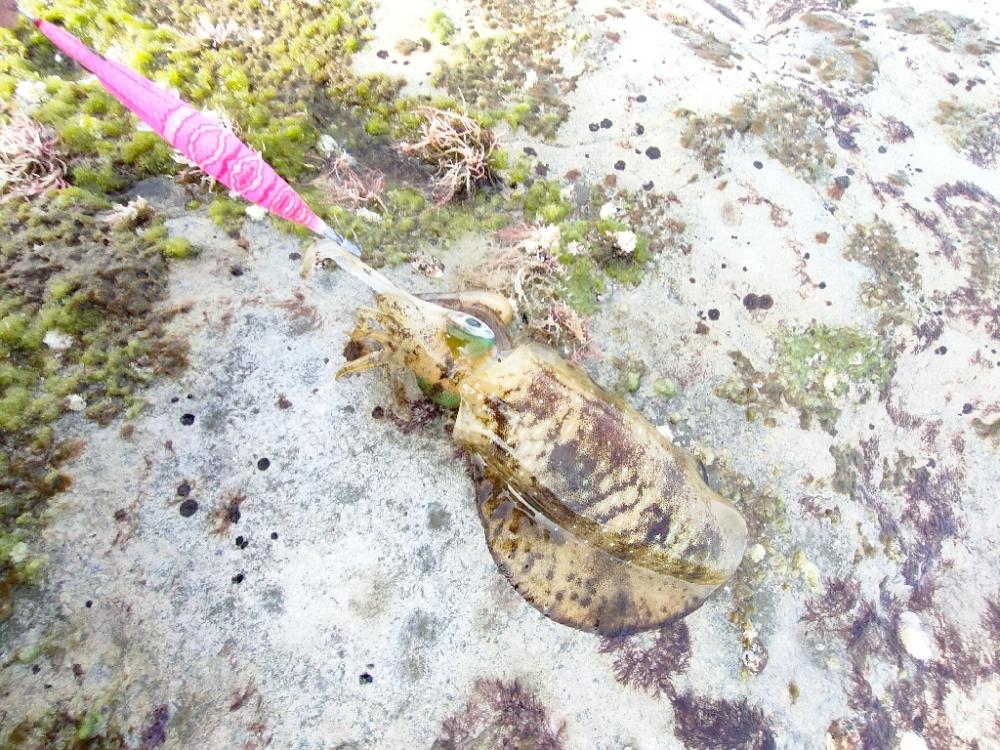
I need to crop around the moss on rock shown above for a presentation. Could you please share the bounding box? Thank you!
[935,98,1000,169]
[679,84,836,180]
[718,325,895,433]
[0,188,187,619]
[844,218,921,309]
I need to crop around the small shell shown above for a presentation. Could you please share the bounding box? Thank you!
[898,611,934,660]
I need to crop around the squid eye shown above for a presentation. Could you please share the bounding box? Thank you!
[447,311,495,342]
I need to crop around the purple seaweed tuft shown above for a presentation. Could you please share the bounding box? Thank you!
[670,692,776,750]
[598,621,691,698]
[436,678,566,750]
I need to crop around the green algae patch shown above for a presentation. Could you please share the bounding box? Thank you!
[430,0,576,139]
[718,326,895,433]
[557,254,604,315]
[885,8,999,55]
[667,16,743,70]
[161,236,197,259]
[0,189,188,620]
[522,183,659,315]
[935,99,1000,169]
[206,195,248,231]
[678,106,749,175]
[844,218,921,309]
[331,187,512,267]
[772,326,894,429]
[653,377,678,399]
[3,0,412,208]
[5,0,617,277]
[800,13,878,88]
[679,84,836,180]
[2,703,128,749]
[709,464,792,647]
[5,0,561,270]
[428,11,456,43]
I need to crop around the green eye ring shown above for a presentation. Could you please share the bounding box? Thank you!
[447,311,495,342]
[446,312,495,358]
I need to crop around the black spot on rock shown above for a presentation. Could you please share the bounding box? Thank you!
[376,49,389,59]
[179,413,195,426]
[708,309,720,321]
[522,146,537,156]
[600,118,613,129]
[177,481,191,497]
[962,403,973,414]
[743,293,773,311]
[834,176,850,189]
[878,145,887,154]
[179,498,199,517]
[232,573,244,584]
[614,160,626,170]
[271,532,279,540]
[645,146,661,160]
[642,181,654,191]
[257,457,270,471]
[359,672,374,684]
[635,123,645,135]
[588,122,600,132]
[753,160,763,169]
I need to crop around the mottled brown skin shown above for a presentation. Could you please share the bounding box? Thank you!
[456,345,747,635]
[340,292,748,635]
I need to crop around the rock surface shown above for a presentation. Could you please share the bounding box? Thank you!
[1,0,999,748]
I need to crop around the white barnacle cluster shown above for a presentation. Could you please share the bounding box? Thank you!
[193,13,247,47]
[613,230,638,255]
[100,196,153,229]
[897,610,934,661]
[598,201,638,256]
